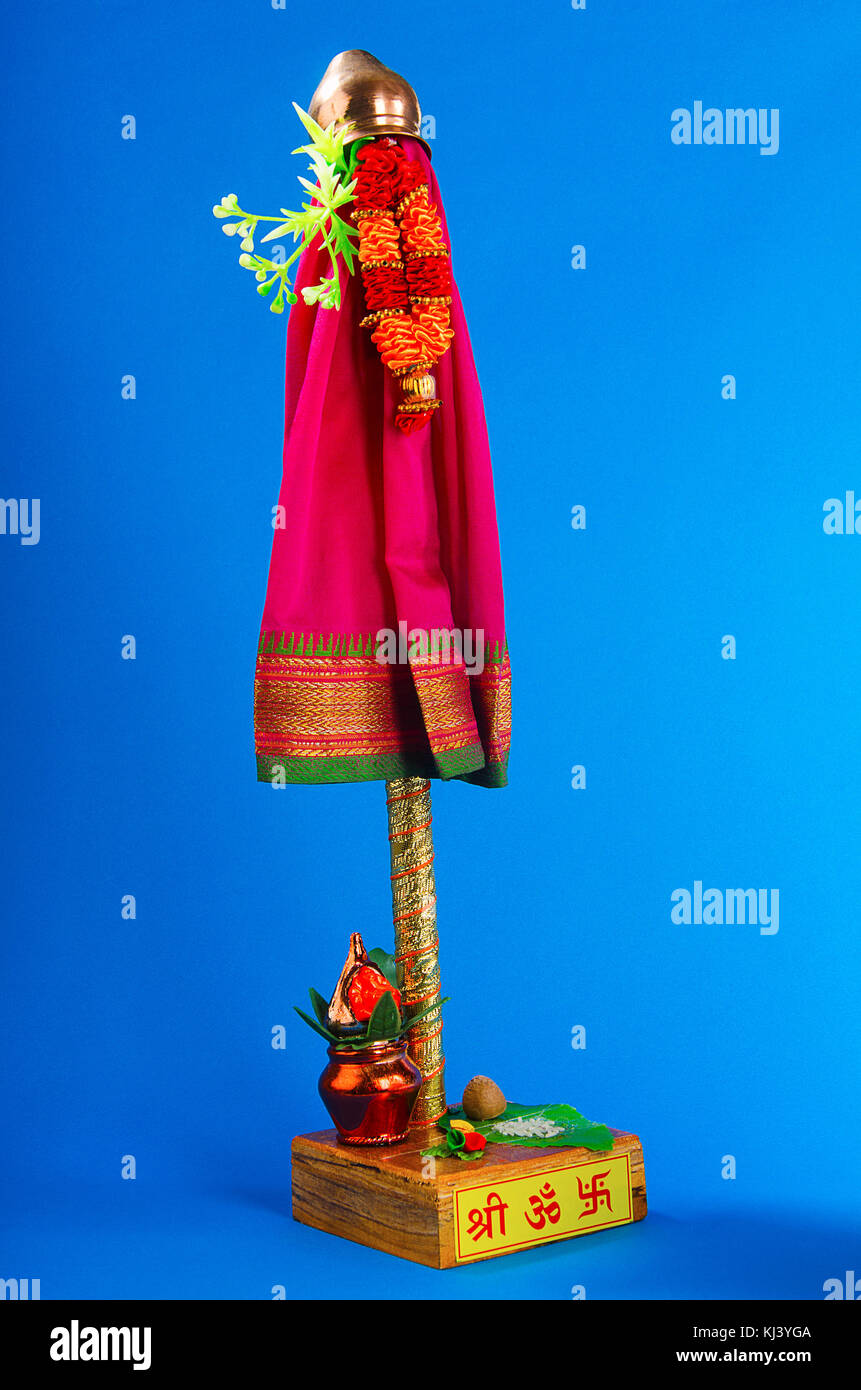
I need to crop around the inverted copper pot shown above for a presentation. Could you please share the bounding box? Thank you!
[308,49,431,157]
[318,1040,422,1145]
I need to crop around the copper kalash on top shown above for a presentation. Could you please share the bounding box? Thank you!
[250,49,512,1131]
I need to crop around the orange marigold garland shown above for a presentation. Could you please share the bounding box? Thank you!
[352,139,453,434]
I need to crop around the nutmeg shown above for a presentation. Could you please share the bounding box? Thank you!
[462,1075,506,1121]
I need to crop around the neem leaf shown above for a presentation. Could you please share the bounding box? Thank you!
[291,104,357,173]
[330,215,358,275]
[260,221,295,244]
[365,989,400,1042]
[367,948,398,989]
[291,101,327,146]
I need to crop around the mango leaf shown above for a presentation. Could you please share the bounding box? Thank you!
[402,996,450,1031]
[365,990,400,1042]
[308,987,329,1027]
[367,948,398,989]
[293,1006,339,1044]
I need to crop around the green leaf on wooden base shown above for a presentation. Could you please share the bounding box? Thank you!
[439,1102,615,1153]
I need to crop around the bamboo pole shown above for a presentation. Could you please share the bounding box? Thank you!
[385,776,447,1128]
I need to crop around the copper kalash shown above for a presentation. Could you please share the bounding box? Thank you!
[308,49,432,156]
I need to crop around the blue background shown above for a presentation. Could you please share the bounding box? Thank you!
[2,0,859,1300]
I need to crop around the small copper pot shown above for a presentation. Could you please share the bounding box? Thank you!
[318,1039,422,1145]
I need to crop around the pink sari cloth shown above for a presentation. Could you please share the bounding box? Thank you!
[254,135,510,787]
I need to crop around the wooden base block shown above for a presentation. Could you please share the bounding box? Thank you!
[292,1126,646,1268]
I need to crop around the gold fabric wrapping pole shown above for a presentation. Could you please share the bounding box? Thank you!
[386,776,447,1128]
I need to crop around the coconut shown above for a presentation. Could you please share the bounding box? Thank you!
[462,1075,506,1121]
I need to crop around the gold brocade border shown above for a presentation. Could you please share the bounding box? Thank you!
[254,648,511,785]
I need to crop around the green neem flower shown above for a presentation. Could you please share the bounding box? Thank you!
[212,105,370,314]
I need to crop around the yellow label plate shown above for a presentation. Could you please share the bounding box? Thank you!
[453,1151,633,1262]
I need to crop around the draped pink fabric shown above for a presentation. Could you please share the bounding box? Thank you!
[255,135,510,787]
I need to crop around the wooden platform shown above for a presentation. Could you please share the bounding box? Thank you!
[292,1125,646,1267]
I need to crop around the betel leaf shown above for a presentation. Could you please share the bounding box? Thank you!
[367,948,398,989]
[419,1143,483,1162]
[364,990,400,1042]
[441,1102,615,1154]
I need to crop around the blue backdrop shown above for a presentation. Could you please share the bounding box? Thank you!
[2,0,859,1300]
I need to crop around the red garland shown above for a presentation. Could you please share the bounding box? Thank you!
[362,264,410,311]
[405,258,451,298]
[352,139,453,434]
[352,142,403,209]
